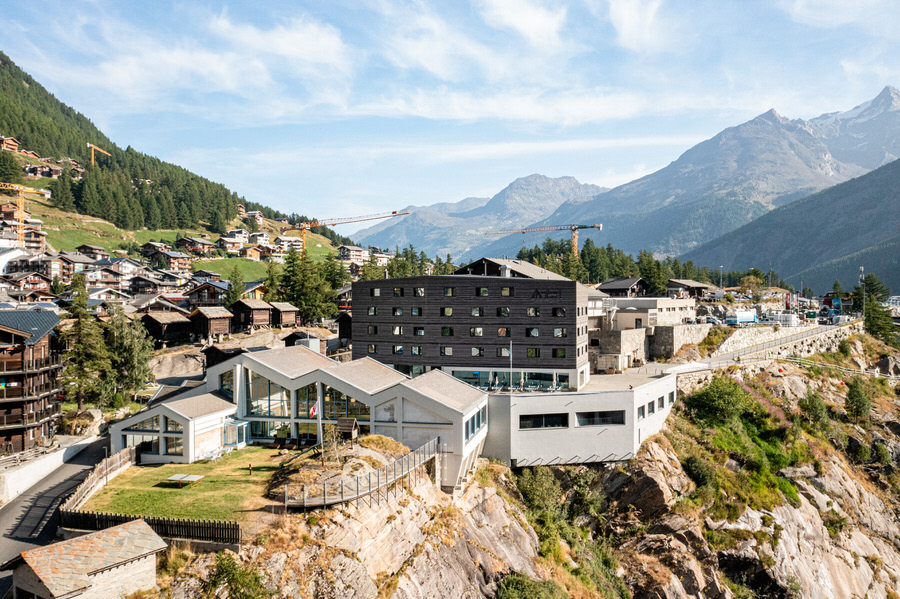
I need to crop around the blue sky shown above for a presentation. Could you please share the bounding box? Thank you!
[2,1,899,234]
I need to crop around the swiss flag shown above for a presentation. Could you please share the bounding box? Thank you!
[309,402,318,418]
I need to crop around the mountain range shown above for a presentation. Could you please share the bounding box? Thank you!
[356,87,900,272]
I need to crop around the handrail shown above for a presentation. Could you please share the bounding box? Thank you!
[780,356,900,381]
[279,442,322,468]
[288,437,439,508]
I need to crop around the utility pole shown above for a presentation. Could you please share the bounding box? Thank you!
[859,266,865,322]
[718,265,724,290]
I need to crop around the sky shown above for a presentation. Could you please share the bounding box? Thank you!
[2,1,900,235]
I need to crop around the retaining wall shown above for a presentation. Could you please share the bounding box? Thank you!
[713,323,819,355]
[0,436,98,505]
[650,324,711,358]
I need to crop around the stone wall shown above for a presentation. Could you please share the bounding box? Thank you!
[0,436,97,506]
[649,324,711,358]
[589,328,646,371]
[713,323,819,356]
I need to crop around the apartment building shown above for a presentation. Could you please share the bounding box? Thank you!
[352,258,593,390]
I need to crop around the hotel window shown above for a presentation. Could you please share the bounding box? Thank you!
[245,371,291,418]
[471,347,484,357]
[497,307,510,317]
[414,327,425,336]
[526,347,541,358]
[525,327,539,337]
[497,347,511,357]
[393,345,404,355]
[658,397,665,410]
[552,348,566,358]
[165,417,183,433]
[393,307,404,316]
[576,411,625,426]
[669,391,676,405]
[440,346,453,356]
[370,288,381,297]
[219,370,234,398]
[638,406,645,420]
[526,307,540,317]
[441,307,453,316]
[519,413,568,429]
[368,344,377,354]
[497,327,510,337]
[501,287,514,297]
[392,326,403,335]
[367,307,377,316]
[471,307,484,317]
[553,307,566,317]
[441,327,454,336]
[367,325,378,335]
[553,327,567,338]
[411,307,422,316]
[444,287,457,297]
[295,383,317,419]
[393,287,404,297]
[475,287,488,296]
[470,327,483,337]
[647,401,655,415]
[411,346,422,356]
[165,436,183,456]
[414,287,425,296]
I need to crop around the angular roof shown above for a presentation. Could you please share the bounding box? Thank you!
[142,311,191,324]
[598,277,643,290]
[192,306,233,318]
[455,257,571,281]
[668,278,717,290]
[16,519,166,597]
[245,345,336,378]
[322,357,408,394]
[269,301,298,312]
[0,309,59,345]
[235,298,270,309]
[399,369,485,414]
[163,389,236,419]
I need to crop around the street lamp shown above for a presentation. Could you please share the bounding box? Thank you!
[718,266,724,290]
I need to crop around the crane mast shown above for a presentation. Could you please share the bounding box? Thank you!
[280,209,411,253]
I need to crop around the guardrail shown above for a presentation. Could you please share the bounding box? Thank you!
[0,445,49,470]
[286,437,439,509]
[780,356,900,381]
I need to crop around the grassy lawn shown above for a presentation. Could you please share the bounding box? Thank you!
[83,446,281,522]
[193,257,270,281]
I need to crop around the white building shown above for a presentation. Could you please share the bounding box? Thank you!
[609,297,696,330]
[227,228,250,243]
[248,231,270,245]
[483,373,677,467]
[337,245,370,264]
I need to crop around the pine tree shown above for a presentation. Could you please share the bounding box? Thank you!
[60,273,113,409]
[262,261,281,302]
[106,307,154,400]
[224,265,245,309]
[49,171,76,210]
[0,151,23,184]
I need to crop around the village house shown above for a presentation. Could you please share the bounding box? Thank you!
[337,245,370,264]
[190,306,233,339]
[270,301,299,328]
[140,241,170,257]
[248,231,269,245]
[23,229,47,253]
[239,246,262,261]
[193,269,221,282]
[57,252,97,283]
[666,278,719,300]
[216,236,243,252]
[0,136,20,152]
[75,244,109,261]
[226,228,250,243]
[275,236,304,253]
[3,519,167,599]
[231,298,272,331]
[141,311,192,346]
[184,281,228,308]
[2,271,52,292]
[597,277,649,297]
[175,237,215,255]
[245,210,264,226]
[151,250,193,273]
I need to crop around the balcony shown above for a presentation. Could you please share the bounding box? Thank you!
[0,383,61,403]
[0,405,60,429]
[0,356,63,375]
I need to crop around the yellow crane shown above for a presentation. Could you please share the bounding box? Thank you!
[486,223,603,256]
[0,182,32,248]
[86,142,111,166]
[280,210,411,253]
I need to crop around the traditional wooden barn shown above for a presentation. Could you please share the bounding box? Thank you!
[190,306,233,338]
[231,299,272,331]
[141,312,192,346]
[269,302,298,327]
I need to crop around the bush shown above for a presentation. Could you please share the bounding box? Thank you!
[497,573,566,599]
[845,377,872,425]
[852,443,871,464]
[798,389,829,431]
[516,466,562,512]
[686,376,755,424]
[873,442,892,467]
[838,339,852,357]
[682,455,717,488]
[203,552,272,599]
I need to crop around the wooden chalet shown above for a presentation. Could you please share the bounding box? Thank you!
[193,269,221,282]
[2,271,52,291]
[151,250,193,273]
[141,241,170,257]
[597,277,649,298]
[191,306,233,338]
[175,237,215,255]
[239,246,262,261]
[185,281,228,308]
[269,302,299,327]
[141,312,192,346]
[75,244,109,261]
[216,237,243,252]
[0,136,20,152]
[231,299,272,331]
[667,278,719,299]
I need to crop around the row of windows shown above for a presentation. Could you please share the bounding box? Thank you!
[465,406,487,441]
[368,325,570,337]
[636,392,676,420]
[371,286,517,298]
[519,410,627,430]
[370,345,568,358]
[366,306,569,317]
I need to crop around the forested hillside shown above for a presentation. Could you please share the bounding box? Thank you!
[0,51,238,233]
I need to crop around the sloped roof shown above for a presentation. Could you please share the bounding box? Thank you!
[235,298,270,309]
[322,357,408,394]
[399,369,485,414]
[142,311,191,324]
[598,277,643,290]
[191,306,233,318]
[269,302,298,312]
[0,309,59,345]
[245,345,336,378]
[455,257,571,281]
[163,388,236,419]
[668,278,716,290]
[16,519,166,597]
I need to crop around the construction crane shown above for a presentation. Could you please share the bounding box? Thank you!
[86,142,111,166]
[280,210,411,252]
[0,182,31,248]
[486,224,603,256]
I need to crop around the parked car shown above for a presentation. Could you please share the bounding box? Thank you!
[705,316,721,325]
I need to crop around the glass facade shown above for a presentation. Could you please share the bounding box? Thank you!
[295,383,317,418]
[165,436,183,455]
[322,386,370,421]
[245,370,290,418]
[219,370,234,398]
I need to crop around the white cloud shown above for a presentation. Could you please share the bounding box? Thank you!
[781,0,900,37]
[477,0,567,50]
[606,0,670,53]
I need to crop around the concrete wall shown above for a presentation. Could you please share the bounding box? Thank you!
[16,553,160,599]
[0,436,97,506]
[713,323,819,355]
[649,324,711,358]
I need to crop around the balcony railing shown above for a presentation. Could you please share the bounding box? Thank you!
[0,383,61,402]
[0,405,60,429]
[0,356,63,374]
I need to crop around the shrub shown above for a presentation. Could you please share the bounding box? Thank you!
[822,510,848,538]
[838,339,852,357]
[516,466,562,512]
[203,552,272,599]
[682,455,717,488]
[686,376,754,424]
[873,442,892,467]
[845,377,872,425]
[851,443,871,464]
[497,573,567,599]
[798,389,829,431]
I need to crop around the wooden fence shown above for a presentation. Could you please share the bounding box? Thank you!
[286,437,439,509]
[59,445,242,544]
[0,446,48,470]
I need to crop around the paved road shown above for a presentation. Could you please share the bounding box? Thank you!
[0,436,108,566]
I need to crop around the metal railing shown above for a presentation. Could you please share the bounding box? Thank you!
[0,405,60,429]
[0,356,63,374]
[0,445,49,470]
[780,356,900,381]
[0,383,60,402]
[286,437,439,509]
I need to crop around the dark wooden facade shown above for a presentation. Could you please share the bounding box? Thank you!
[0,311,62,454]
[141,312,192,346]
[231,299,272,331]
[190,307,233,338]
[270,302,298,327]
